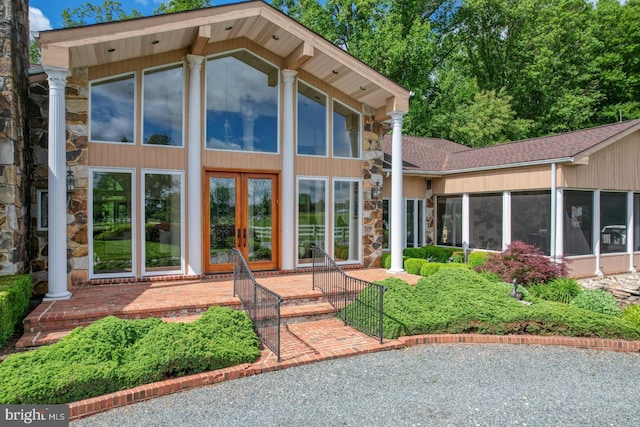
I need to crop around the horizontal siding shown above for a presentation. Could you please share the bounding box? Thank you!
[600,253,632,275]
[561,132,640,190]
[89,143,186,170]
[202,150,282,171]
[567,256,596,278]
[295,156,362,177]
[382,176,426,198]
[433,165,551,195]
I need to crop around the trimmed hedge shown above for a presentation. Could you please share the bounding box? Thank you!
[0,306,261,404]
[404,258,429,275]
[352,268,640,340]
[419,262,470,277]
[622,305,640,327]
[402,246,460,263]
[381,253,408,269]
[467,251,489,268]
[0,275,32,347]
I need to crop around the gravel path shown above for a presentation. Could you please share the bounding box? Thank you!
[72,344,640,427]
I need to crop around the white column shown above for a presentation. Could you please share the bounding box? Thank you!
[462,193,470,252]
[44,67,72,301]
[554,188,564,261]
[389,111,406,273]
[186,55,204,276]
[627,191,636,273]
[502,191,511,250]
[594,190,602,277]
[282,69,297,270]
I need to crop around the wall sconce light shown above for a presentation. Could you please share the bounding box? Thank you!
[66,169,76,196]
[371,180,382,199]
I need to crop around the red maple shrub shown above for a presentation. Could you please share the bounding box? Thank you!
[475,241,567,285]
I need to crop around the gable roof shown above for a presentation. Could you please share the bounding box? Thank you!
[36,1,409,119]
[385,119,640,175]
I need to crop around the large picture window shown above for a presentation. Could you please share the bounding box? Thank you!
[297,81,327,156]
[437,196,462,247]
[90,74,135,143]
[333,180,361,263]
[205,50,279,153]
[297,178,327,265]
[332,101,360,158]
[143,171,184,275]
[143,65,184,147]
[469,194,502,250]
[600,192,627,254]
[91,169,135,277]
[511,191,551,255]
[563,190,593,256]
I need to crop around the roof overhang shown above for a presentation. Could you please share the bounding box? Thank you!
[36,1,409,119]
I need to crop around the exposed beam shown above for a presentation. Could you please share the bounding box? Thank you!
[190,25,211,55]
[285,42,314,70]
[40,44,70,69]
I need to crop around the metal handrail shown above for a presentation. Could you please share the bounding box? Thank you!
[311,245,386,344]
[232,249,283,362]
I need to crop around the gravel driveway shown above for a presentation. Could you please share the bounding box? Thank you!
[72,344,640,426]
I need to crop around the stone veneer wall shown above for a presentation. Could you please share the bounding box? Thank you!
[361,106,386,268]
[28,67,89,294]
[0,0,29,275]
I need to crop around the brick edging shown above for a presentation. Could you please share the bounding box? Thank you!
[68,334,640,420]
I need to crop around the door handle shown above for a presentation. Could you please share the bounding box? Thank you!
[237,228,241,248]
[243,228,247,248]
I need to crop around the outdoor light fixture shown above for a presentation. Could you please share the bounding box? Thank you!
[66,169,76,196]
[371,180,382,199]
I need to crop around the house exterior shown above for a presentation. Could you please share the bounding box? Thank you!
[383,120,640,278]
[31,1,411,299]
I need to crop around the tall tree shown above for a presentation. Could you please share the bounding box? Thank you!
[154,0,211,15]
[62,1,142,27]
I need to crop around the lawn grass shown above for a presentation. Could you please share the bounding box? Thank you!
[365,268,640,340]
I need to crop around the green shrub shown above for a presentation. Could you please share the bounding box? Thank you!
[403,247,427,259]
[382,253,391,269]
[423,246,457,263]
[0,306,261,404]
[0,275,32,347]
[344,268,640,340]
[622,305,640,326]
[467,251,489,268]
[419,262,470,277]
[570,289,621,317]
[452,251,464,263]
[404,258,429,275]
[528,278,582,304]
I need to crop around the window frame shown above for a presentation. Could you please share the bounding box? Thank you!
[88,72,137,145]
[141,169,185,277]
[331,99,362,159]
[296,176,329,267]
[88,167,137,279]
[332,177,362,264]
[600,191,628,255]
[141,63,186,149]
[405,198,426,248]
[36,189,48,231]
[204,48,281,155]
[296,80,329,157]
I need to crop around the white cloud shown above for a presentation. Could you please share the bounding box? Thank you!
[29,7,52,33]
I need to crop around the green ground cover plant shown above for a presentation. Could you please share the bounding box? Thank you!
[0,306,261,404]
[570,289,621,317]
[622,305,640,326]
[419,262,470,277]
[0,275,32,347]
[467,251,489,268]
[346,268,640,340]
[528,278,582,304]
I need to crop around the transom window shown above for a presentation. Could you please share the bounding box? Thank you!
[90,74,135,143]
[142,65,184,147]
[332,100,361,158]
[297,81,327,156]
[205,50,279,153]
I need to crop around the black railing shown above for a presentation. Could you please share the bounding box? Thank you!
[232,249,283,362]
[311,246,386,344]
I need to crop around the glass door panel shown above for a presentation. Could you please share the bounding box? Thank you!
[208,176,237,269]
[247,178,274,263]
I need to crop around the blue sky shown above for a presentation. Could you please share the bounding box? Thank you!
[29,1,248,32]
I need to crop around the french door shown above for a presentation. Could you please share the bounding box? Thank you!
[204,171,278,273]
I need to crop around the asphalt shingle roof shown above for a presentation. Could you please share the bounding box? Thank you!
[384,119,640,173]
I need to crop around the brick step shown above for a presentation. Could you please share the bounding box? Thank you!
[17,301,337,349]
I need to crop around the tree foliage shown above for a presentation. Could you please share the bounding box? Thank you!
[62,1,143,27]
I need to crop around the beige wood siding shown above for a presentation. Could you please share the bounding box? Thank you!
[295,157,362,177]
[202,151,282,171]
[634,254,640,270]
[566,256,596,278]
[560,132,640,190]
[89,143,187,169]
[432,165,551,195]
[600,254,632,275]
[381,176,426,198]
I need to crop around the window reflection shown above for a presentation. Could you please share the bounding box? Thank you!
[334,180,360,262]
[333,101,360,158]
[298,178,326,265]
[298,81,327,156]
[205,51,278,153]
[90,75,135,143]
[143,66,184,146]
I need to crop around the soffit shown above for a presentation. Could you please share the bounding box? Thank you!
[37,1,409,114]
